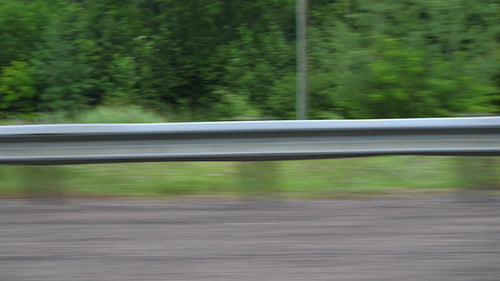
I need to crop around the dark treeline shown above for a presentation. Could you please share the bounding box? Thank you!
[0,0,499,120]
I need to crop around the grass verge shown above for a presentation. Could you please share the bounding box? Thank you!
[1,156,497,199]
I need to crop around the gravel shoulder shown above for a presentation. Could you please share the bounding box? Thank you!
[1,195,500,281]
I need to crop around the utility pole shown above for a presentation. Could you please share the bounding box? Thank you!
[296,0,307,120]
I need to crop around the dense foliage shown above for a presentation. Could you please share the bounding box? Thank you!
[0,0,499,120]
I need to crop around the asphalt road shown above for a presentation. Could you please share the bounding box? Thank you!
[1,195,500,281]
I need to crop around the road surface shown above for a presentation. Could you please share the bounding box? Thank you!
[1,195,500,280]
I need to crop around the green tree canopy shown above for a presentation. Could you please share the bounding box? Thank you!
[0,0,498,120]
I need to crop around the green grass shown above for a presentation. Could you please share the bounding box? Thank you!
[1,156,497,199]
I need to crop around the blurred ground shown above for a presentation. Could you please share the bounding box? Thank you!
[1,195,500,281]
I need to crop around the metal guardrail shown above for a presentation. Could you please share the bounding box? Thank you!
[0,117,499,165]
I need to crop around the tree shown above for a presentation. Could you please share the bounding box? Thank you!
[307,0,499,119]
[32,3,97,114]
[0,0,49,68]
[1,0,498,119]
[0,61,37,115]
